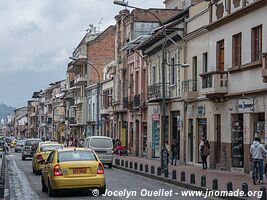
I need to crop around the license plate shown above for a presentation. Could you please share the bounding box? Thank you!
[73,168,87,174]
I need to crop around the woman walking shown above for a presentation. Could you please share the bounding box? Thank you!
[200,139,210,170]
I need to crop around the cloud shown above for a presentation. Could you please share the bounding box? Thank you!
[0,0,163,106]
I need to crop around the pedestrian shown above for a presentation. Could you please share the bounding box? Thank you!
[250,137,267,184]
[200,139,210,170]
[171,138,178,166]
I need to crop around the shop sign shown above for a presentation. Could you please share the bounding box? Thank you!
[152,114,160,121]
[238,99,254,112]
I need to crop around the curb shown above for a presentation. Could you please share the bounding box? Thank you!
[113,164,248,200]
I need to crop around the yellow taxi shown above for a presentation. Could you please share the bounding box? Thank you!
[41,148,106,197]
[10,139,17,148]
[32,142,64,175]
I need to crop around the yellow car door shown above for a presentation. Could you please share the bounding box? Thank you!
[42,151,55,186]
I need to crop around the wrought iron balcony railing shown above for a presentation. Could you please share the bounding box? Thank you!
[147,83,170,101]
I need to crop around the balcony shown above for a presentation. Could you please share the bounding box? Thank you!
[200,71,228,99]
[181,79,198,100]
[74,74,87,85]
[69,117,76,125]
[133,94,141,108]
[262,53,267,82]
[147,83,170,102]
[75,97,87,105]
[123,97,128,109]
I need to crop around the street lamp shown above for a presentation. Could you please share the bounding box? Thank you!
[69,57,101,136]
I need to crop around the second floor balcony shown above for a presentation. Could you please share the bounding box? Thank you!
[200,71,228,99]
[181,79,198,100]
[74,74,88,85]
[148,83,170,102]
[75,97,87,105]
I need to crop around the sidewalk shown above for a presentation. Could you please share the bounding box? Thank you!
[113,155,266,200]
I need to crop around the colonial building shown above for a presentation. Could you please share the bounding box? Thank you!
[183,0,267,174]
[113,8,181,155]
[86,26,115,136]
[100,61,116,138]
[14,107,28,138]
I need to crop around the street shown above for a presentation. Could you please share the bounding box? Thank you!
[4,149,213,200]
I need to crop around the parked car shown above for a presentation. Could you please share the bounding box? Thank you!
[84,136,114,168]
[32,142,64,175]
[22,138,41,160]
[41,148,106,197]
[15,139,26,152]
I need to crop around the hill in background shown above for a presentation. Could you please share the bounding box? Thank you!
[0,102,15,122]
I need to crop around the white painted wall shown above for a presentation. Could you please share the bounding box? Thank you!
[209,5,267,93]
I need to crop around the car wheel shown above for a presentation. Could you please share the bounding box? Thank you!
[99,185,106,195]
[48,179,56,197]
[108,164,112,168]
[22,156,25,161]
[41,176,48,192]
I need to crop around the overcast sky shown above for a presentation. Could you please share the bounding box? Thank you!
[0,0,164,108]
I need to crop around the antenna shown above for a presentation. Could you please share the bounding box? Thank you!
[98,17,104,32]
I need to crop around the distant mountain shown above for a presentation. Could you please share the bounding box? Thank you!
[0,103,15,122]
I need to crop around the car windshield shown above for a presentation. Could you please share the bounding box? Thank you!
[58,150,97,162]
[25,140,40,146]
[17,140,25,145]
[90,138,113,148]
[41,145,63,152]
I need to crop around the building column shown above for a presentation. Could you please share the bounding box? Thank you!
[243,113,253,174]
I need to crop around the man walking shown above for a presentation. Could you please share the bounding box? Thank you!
[250,137,267,184]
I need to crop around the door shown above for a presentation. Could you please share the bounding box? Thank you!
[197,118,207,163]
[188,119,193,162]
[215,114,222,164]
[135,120,139,156]
[172,112,180,160]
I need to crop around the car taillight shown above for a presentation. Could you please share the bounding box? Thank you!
[97,163,104,174]
[53,164,63,176]
[37,154,44,161]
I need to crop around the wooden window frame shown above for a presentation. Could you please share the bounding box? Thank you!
[232,33,242,66]
[216,40,225,71]
[251,25,262,62]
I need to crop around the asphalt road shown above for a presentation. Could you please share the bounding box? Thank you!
[5,150,214,200]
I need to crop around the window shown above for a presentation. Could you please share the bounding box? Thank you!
[203,53,208,73]
[170,58,176,85]
[47,152,54,163]
[58,150,97,162]
[135,71,139,94]
[251,25,262,62]
[152,65,156,84]
[232,33,242,66]
[217,40,225,71]
[192,56,197,91]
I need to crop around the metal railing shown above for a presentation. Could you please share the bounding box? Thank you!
[182,79,198,92]
[148,83,170,100]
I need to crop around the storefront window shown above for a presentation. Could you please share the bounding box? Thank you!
[254,113,265,143]
[232,114,244,168]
